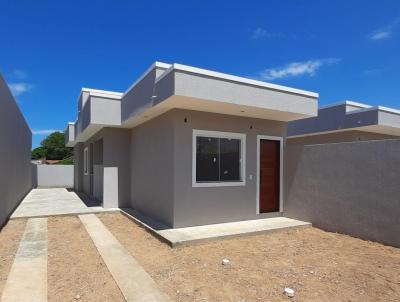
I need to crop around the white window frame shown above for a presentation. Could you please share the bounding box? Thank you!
[256,135,283,214]
[192,129,246,187]
[84,147,89,175]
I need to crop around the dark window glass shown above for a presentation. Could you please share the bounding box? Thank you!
[196,136,219,182]
[196,136,242,183]
[220,138,241,181]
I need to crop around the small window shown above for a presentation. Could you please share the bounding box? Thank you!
[84,147,89,175]
[193,130,246,187]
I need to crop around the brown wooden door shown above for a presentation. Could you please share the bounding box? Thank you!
[259,139,280,213]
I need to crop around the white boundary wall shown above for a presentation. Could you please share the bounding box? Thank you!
[35,165,74,188]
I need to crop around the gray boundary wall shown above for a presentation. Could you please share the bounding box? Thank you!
[284,139,400,247]
[0,74,33,228]
[34,165,74,188]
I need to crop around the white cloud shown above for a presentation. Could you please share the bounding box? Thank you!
[11,69,27,79]
[31,129,61,135]
[8,83,34,96]
[251,28,270,40]
[256,58,340,81]
[370,18,400,40]
[370,31,391,40]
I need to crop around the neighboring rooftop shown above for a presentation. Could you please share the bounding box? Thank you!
[288,100,400,138]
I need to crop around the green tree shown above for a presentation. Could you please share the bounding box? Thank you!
[31,146,45,159]
[40,131,73,160]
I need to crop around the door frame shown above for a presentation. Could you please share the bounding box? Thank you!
[256,135,284,214]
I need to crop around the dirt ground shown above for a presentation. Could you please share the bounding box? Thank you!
[47,216,125,302]
[99,213,400,302]
[0,219,26,297]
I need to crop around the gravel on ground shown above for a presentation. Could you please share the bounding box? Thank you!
[99,213,400,302]
[47,216,125,302]
[0,219,27,297]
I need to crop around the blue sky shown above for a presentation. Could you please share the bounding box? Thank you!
[1,0,399,148]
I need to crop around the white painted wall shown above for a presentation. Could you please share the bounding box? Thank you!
[35,165,74,188]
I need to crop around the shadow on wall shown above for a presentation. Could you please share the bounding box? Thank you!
[284,139,400,248]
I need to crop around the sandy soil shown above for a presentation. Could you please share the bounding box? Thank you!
[47,216,125,302]
[0,219,27,297]
[99,213,400,302]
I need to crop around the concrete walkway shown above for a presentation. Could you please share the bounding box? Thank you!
[1,218,47,302]
[11,188,119,219]
[159,217,311,246]
[79,214,171,302]
[121,209,311,247]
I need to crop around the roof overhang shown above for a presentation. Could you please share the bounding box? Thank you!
[122,63,318,128]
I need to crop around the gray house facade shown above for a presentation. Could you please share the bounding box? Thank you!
[65,62,318,228]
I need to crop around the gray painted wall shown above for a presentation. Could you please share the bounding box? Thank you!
[90,96,121,126]
[128,111,175,226]
[171,70,317,117]
[0,74,32,228]
[125,109,286,227]
[122,67,168,122]
[74,143,84,191]
[172,109,286,227]
[287,104,378,137]
[80,128,131,208]
[34,165,74,188]
[284,139,400,247]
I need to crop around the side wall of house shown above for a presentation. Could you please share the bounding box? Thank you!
[0,74,32,228]
[128,111,175,227]
[284,139,400,247]
[74,143,84,191]
[172,109,286,228]
[80,128,131,208]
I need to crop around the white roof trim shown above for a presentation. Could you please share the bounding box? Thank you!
[376,106,400,115]
[156,63,319,98]
[82,87,123,97]
[80,88,123,100]
[319,100,372,110]
[287,128,357,139]
[123,61,171,97]
[346,105,400,115]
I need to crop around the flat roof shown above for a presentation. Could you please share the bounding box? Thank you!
[288,101,400,138]
[156,63,319,98]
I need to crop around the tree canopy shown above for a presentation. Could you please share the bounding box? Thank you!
[31,131,73,160]
[31,146,45,159]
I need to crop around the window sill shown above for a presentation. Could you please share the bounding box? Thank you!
[192,181,246,188]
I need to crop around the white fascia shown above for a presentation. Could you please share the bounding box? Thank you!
[346,105,400,116]
[319,100,372,110]
[155,63,319,98]
[81,88,123,99]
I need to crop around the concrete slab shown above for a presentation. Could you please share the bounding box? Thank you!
[79,214,171,302]
[121,209,311,247]
[11,188,119,219]
[0,218,47,302]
